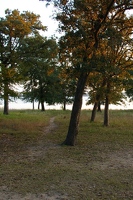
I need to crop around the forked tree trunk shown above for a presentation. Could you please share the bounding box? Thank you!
[90,93,101,122]
[63,72,88,146]
[90,102,98,122]
[97,101,102,112]
[104,96,109,126]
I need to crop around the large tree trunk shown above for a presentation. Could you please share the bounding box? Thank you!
[63,72,88,146]
[104,96,109,126]
[90,102,98,122]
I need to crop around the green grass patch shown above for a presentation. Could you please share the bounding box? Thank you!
[0,109,133,199]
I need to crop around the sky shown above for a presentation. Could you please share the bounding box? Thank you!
[0,0,58,37]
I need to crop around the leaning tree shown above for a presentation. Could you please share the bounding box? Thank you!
[41,0,133,145]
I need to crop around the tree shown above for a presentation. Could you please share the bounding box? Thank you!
[87,16,133,125]
[0,9,46,114]
[19,35,58,111]
[99,14,133,126]
[43,0,133,145]
[86,71,106,122]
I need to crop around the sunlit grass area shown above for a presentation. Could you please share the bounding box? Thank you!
[0,109,133,199]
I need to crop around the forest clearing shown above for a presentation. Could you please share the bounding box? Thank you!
[0,109,133,199]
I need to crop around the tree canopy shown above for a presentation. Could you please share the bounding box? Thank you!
[19,34,59,111]
[0,9,46,114]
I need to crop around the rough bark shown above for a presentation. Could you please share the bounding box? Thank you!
[63,72,88,146]
[104,96,109,126]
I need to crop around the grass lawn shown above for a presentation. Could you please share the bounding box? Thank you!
[0,109,133,199]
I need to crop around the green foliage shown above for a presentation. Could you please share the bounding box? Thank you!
[19,35,59,109]
[0,9,46,114]
[55,0,133,107]
[87,14,133,107]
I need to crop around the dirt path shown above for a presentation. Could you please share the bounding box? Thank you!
[26,117,58,160]
[0,118,68,200]
[44,117,57,134]
[0,188,68,200]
